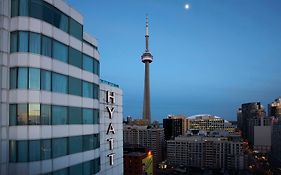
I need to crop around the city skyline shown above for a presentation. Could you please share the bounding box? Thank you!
[67,0,281,121]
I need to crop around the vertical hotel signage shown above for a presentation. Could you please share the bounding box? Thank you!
[106,91,115,166]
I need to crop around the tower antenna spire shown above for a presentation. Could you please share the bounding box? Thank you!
[145,14,149,52]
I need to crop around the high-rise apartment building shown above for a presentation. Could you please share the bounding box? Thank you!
[123,125,164,169]
[268,97,281,118]
[167,134,245,171]
[271,119,281,167]
[237,102,266,140]
[0,0,123,174]
[163,115,186,140]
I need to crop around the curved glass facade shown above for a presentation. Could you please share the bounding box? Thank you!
[9,134,100,162]
[10,67,99,99]
[11,0,83,40]
[10,31,100,76]
[9,104,99,126]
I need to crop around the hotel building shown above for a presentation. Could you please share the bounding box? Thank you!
[0,0,123,174]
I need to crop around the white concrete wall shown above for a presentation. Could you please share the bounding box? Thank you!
[99,83,123,175]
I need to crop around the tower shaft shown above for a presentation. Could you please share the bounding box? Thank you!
[143,61,151,123]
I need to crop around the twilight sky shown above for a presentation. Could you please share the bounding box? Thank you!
[67,0,281,121]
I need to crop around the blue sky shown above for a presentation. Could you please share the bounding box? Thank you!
[67,0,281,121]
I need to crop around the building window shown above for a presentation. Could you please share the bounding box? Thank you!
[9,141,17,162]
[83,54,93,73]
[69,107,82,124]
[93,110,99,124]
[53,40,68,63]
[93,158,101,174]
[29,68,40,90]
[41,35,52,57]
[17,104,28,125]
[82,81,93,98]
[83,108,93,124]
[10,68,17,89]
[83,161,93,175]
[83,135,94,151]
[69,77,82,96]
[69,47,82,68]
[41,70,51,91]
[94,59,100,76]
[19,0,29,16]
[29,140,41,161]
[52,106,67,125]
[93,84,99,99]
[18,31,28,52]
[41,104,51,125]
[9,104,17,126]
[69,136,82,154]
[28,104,40,125]
[52,73,68,93]
[18,67,28,89]
[29,32,41,54]
[52,138,67,158]
[53,168,68,175]
[10,32,18,53]
[69,163,83,175]
[17,140,28,162]
[41,139,51,160]
[69,18,82,40]
[11,0,19,17]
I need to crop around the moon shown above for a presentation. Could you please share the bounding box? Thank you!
[184,3,190,10]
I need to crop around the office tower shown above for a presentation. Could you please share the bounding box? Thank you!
[163,115,186,140]
[123,125,164,169]
[141,16,153,124]
[0,0,123,174]
[237,102,266,140]
[167,133,245,171]
[271,119,281,167]
[268,97,281,118]
[187,114,235,133]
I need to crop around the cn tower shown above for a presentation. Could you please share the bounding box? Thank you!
[141,16,153,124]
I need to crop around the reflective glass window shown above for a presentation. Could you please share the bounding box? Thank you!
[9,104,17,126]
[93,110,99,124]
[93,84,99,99]
[19,0,29,16]
[69,77,82,96]
[52,138,67,158]
[29,32,41,54]
[83,109,93,124]
[83,161,93,175]
[93,158,100,174]
[69,107,82,124]
[52,106,67,125]
[54,11,68,33]
[29,140,40,161]
[53,41,68,63]
[83,55,93,73]
[11,0,19,17]
[53,168,68,175]
[41,139,51,160]
[83,135,94,151]
[93,134,99,149]
[18,31,28,52]
[28,104,40,125]
[30,0,43,19]
[17,104,28,125]
[70,163,83,175]
[83,81,93,98]
[29,68,40,90]
[10,32,18,53]
[41,104,51,125]
[41,35,52,57]
[9,141,17,162]
[18,68,28,89]
[69,47,82,68]
[10,68,17,89]
[42,2,54,25]
[17,140,28,162]
[94,59,100,76]
[41,70,51,91]
[70,18,82,40]
[52,73,67,93]
[69,136,82,154]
